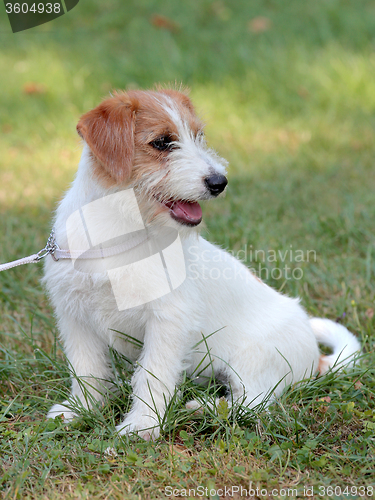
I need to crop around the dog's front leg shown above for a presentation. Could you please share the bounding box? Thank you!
[47,316,113,421]
[116,313,189,441]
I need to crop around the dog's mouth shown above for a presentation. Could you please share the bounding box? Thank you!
[163,200,202,226]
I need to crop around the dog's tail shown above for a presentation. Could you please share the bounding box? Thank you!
[309,317,361,375]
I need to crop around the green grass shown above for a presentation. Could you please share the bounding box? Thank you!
[1,0,375,498]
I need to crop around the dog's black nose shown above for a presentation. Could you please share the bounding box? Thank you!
[204,174,228,196]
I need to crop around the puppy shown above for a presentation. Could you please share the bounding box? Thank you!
[45,88,360,440]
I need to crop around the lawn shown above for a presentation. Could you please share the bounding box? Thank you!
[0,0,375,498]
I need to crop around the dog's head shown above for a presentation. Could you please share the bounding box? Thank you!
[77,88,228,229]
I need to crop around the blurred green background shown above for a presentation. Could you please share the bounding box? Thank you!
[1,0,375,200]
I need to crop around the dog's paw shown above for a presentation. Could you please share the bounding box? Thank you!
[47,402,77,422]
[186,397,231,415]
[185,399,205,414]
[116,415,160,441]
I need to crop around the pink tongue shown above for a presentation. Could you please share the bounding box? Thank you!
[171,201,202,224]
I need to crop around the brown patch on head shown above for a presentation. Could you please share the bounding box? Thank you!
[157,88,195,113]
[77,88,203,188]
[126,89,203,184]
[129,89,202,144]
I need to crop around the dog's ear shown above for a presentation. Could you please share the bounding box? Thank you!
[77,94,136,183]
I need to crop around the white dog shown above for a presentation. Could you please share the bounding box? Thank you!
[44,88,360,440]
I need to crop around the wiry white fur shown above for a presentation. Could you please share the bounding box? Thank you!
[44,96,360,440]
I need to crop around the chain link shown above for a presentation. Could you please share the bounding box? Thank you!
[36,229,59,261]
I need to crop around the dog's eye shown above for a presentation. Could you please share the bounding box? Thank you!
[150,136,174,152]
